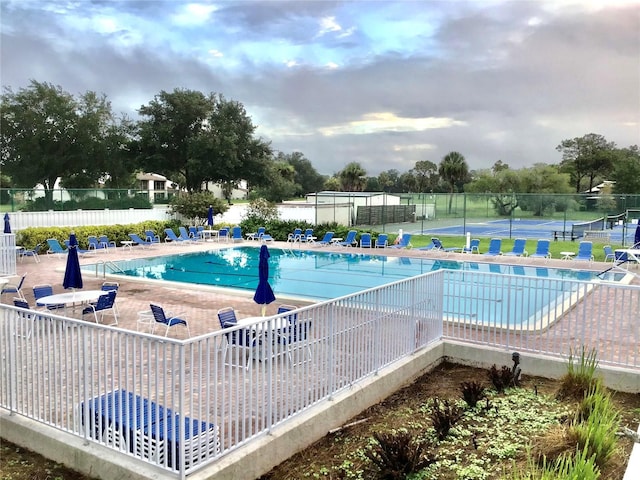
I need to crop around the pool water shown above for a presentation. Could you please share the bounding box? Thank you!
[87,246,621,301]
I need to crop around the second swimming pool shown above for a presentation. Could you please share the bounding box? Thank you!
[87,246,620,301]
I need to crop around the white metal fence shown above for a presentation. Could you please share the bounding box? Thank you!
[1,270,638,478]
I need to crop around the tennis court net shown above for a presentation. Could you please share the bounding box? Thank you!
[571,217,605,239]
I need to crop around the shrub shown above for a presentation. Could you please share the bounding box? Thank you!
[364,430,436,479]
[488,365,515,392]
[430,398,463,441]
[460,381,486,408]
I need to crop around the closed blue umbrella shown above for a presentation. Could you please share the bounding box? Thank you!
[635,224,640,247]
[3,213,10,234]
[253,244,275,316]
[207,205,214,227]
[63,233,83,290]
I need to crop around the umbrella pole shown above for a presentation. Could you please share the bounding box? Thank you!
[261,306,266,316]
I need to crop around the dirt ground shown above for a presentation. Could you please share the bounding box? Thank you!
[2,363,639,480]
[258,362,640,480]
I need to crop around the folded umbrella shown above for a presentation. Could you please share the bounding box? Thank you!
[253,244,276,316]
[63,233,83,290]
[3,213,10,234]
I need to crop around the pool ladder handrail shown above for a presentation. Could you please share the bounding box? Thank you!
[94,259,126,278]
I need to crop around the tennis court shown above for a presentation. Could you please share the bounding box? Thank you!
[418,217,638,244]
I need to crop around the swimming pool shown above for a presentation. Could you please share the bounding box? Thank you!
[86,246,622,301]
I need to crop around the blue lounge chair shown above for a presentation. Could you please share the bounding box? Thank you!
[503,238,528,258]
[429,238,461,253]
[302,229,315,243]
[338,230,358,247]
[389,233,412,249]
[603,245,615,262]
[87,236,107,252]
[462,239,480,254]
[287,228,302,243]
[257,227,274,243]
[144,230,161,243]
[374,234,388,248]
[482,238,502,257]
[573,241,594,263]
[128,233,154,248]
[360,233,372,248]
[20,243,42,263]
[530,239,551,260]
[164,228,186,244]
[231,226,243,243]
[188,226,200,240]
[98,235,117,249]
[316,232,334,246]
[46,238,68,256]
[178,226,194,242]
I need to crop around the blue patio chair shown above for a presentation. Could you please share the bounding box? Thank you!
[33,284,64,311]
[82,291,118,325]
[13,297,37,339]
[164,228,186,244]
[374,234,388,248]
[150,304,190,338]
[503,238,528,258]
[276,304,312,365]
[128,233,154,248]
[530,239,551,260]
[603,245,615,262]
[573,241,594,263]
[218,227,230,242]
[338,230,358,247]
[316,232,334,246]
[462,238,480,254]
[389,233,412,249]
[482,238,502,257]
[46,238,68,256]
[1,274,26,300]
[21,243,42,263]
[217,307,256,369]
[144,230,161,243]
[360,233,372,248]
[231,226,243,243]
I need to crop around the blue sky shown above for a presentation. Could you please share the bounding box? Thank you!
[1,0,639,176]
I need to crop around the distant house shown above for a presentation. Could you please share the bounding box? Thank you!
[136,173,179,203]
[583,180,615,194]
[202,180,249,201]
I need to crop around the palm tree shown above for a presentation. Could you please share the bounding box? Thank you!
[439,152,469,213]
[339,162,367,192]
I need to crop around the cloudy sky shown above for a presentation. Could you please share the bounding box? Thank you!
[1,0,639,176]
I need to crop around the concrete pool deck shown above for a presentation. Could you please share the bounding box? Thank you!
[3,239,638,338]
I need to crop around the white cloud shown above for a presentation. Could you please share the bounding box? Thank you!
[172,3,218,26]
[319,113,467,136]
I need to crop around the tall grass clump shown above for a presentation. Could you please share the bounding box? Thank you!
[557,346,600,400]
[509,444,601,479]
[570,384,620,469]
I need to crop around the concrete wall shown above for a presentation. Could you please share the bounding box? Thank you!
[2,341,638,480]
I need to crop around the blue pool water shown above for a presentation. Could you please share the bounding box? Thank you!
[86,246,621,301]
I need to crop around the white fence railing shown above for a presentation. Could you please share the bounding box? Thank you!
[0,234,17,276]
[1,270,638,478]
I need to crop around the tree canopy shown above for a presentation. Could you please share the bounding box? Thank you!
[136,89,272,192]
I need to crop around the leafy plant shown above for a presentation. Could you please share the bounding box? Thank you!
[430,398,464,441]
[488,364,515,392]
[557,346,600,400]
[364,430,436,479]
[461,381,486,408]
